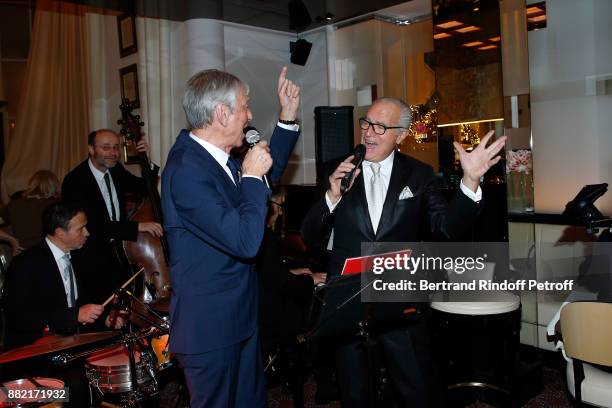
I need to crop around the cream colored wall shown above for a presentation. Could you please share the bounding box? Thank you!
[529,0,612,215]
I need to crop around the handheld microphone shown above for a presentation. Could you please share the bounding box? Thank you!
[340,144,366,194]
[245,129,270,188]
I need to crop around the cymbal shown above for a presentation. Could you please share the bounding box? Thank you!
[0,331,120,364]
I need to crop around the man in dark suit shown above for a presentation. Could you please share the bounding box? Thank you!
[161,66,300,407]
[301,97,506,407]
[61,130,162,305]
[2,203,125,407]
[3,202,124,350]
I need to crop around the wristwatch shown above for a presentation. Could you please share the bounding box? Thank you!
[279,119,298,125]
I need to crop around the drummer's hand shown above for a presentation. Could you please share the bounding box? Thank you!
[138,222,163,237]
[78,304,104,324]
[105,309,128,329]
[312,272,327,285]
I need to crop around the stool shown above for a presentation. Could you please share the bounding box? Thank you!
[431,290,521,406]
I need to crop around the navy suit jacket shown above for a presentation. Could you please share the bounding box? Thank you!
[161,126,298,354]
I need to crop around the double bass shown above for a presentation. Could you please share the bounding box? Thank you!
[117,99,172,303]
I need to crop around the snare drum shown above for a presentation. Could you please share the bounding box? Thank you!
[85,345,152,394]
[150,334,172,370]
[0,377,64,407]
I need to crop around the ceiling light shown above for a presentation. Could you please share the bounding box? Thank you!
[437,118,504,128]
[455,25,480,33]
[476,45,498,51]
[436,20,464,29]
[528,15,547,22]
[526,6,542,15]
[462,41,485,47]
[473,7,479,11]
[489,36,501,42]
[433,32,452,39]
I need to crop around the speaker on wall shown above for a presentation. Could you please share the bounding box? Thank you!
[290,38,312,66]
[314,106,354,186]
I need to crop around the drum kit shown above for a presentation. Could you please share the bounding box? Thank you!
[0,293,178,408]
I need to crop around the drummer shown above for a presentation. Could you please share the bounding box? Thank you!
[2,202,126,351]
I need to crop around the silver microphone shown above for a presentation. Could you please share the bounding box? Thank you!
[244,129,270,188]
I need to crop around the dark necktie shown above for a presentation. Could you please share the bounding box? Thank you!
[103,172,118,221]
[226,157,241,186]
[62,253,76,308]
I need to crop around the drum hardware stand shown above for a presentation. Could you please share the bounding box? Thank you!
[115,332,149,408]
[116,287,169,332]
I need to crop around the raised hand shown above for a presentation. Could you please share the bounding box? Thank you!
[454,130,507,192]
[136,136,150,155]
[277,66,300,121]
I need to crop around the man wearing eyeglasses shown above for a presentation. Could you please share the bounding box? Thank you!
[302,97,506,407]
[61,129,162,312]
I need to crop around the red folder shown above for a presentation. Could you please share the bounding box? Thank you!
[340,249,412,276]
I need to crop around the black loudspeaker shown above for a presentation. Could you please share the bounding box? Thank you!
[290,39,312,66]
[314,106,354,186]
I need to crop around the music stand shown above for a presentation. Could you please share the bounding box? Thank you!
[304,272,424,407]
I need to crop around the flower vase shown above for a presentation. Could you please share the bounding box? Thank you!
[507,171,524,212]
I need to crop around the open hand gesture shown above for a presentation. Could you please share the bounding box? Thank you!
[454,130,507,192]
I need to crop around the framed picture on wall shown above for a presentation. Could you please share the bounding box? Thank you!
[119,64,140,109]
[117,14,137,57]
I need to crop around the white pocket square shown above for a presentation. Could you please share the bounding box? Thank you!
[398,186,414,200]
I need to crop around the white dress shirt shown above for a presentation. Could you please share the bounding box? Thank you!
[88,159,120,221]
[45,237,78,306]
[325,151,482,212]
[189,122,298,184]
[189,133,237,184]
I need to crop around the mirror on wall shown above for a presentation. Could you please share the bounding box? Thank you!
[431,0,508,241]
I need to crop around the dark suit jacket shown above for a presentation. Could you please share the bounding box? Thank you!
[302,152,480,278]
[2,241,79,350]
[61,160,145,304]
[256,227,314,349]
[161,126,298,355]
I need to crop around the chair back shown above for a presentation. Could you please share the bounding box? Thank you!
[560,301,612,366]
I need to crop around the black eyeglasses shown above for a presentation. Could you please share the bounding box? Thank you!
[359,117,405,135]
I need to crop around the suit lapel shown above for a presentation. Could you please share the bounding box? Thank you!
[110,166,128,221]
[41,241,70,308]
[353,171,376,239]
[376,154,410,238]
[83,161,112,223]
[185,136,240,197]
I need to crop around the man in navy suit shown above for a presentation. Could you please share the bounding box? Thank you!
[161,66,300,407]
[302,97,507,407]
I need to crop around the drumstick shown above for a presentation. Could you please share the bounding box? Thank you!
[102,267,144,308]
